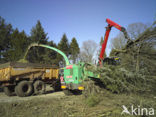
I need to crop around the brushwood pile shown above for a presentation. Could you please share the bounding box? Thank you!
[84,65,155,94]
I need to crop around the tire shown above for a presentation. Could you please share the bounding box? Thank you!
[15,85,20,96]
[16,81,33,97]
[0,88,3,92]
[72,90,82,95]
[33,80,46,95]
[3,86,14,96]
[63,89,73,96]
[53,85,61,92]
[53,79,61,92]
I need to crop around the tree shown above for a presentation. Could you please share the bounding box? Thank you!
[99,36,106,58]
[70,37,80,63]
[111,23,149,52]
[57,34,70,64]
[0,16,13,63]
[111,33,127,50]
[27,20,48,63]
[30,20,48,44]
[79,40,97,63]
[7,29,28,61]
[42,41,58,65]
[127,22,148,40]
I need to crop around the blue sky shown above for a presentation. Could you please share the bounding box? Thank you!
[0,0,155,55]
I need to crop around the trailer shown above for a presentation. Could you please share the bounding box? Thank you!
[0,62,60,97]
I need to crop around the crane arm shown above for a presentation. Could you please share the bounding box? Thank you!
[99,18,130,65]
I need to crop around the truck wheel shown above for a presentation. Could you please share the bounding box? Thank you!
[33,80,46,95]
[53,79,61,91]
[63,89,73,96]
[53,85,61,91]
[15,85,19,96]
[3,86,14,96]
[16,81,33,97]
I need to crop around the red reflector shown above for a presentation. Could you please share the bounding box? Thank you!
[66,76,72,78]
[66,65,73,69]
[60,76,64,82]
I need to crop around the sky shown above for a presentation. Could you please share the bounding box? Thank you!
[0,0,155,56]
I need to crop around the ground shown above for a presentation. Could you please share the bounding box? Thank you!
[0,86,155,117]
[0,91,64,103]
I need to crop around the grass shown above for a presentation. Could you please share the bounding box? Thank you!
[85,95,101,107]
[0,89,155,117]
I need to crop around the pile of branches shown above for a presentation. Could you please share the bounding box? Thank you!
[82,23,156,95]
[97,65,147,93]
[84,64,155,94]
[110,23,156,75]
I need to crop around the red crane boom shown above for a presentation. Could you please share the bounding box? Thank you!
[99,18,130,65]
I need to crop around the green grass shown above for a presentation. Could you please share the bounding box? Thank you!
[0,90,155,117]
[85,95,101,107]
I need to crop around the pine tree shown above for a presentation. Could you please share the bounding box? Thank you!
[7,29,28,61]
[42,41,58,65]
[0,16,13,63]
[70,37,80,63]
[27,20,48,63]
[100,36,103,45]
[57,34,70,64]
[99,36,106,58]
[30,20,48,44]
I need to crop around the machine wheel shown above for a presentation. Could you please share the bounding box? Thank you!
[72,90,82,95]
[33,80,46,95]
[53,79,61,91]
[16,81,33,97]
[63,89,73,96]
[3,86,14,96]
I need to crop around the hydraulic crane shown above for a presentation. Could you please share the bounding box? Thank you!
[99,18,131,66]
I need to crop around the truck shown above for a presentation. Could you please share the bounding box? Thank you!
[0,62,60,97]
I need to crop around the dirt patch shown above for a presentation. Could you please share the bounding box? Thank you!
[0,85,64,103]
[0,91,64,103]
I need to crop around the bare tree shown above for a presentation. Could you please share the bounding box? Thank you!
[110,22,149,54]
[127,22,148,40]
[79,40,97,63]
[111,33,127,50]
